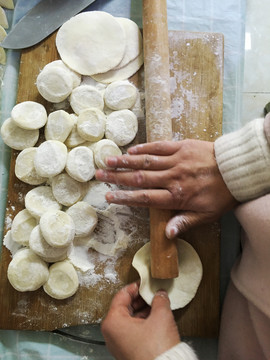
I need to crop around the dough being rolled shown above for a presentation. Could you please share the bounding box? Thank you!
[132,239,203,310]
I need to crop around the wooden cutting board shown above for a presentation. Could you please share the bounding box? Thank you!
[0,29,223,337]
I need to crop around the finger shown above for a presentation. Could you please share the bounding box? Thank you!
[110,282,140,313]
[128,141,181,156]
[105,153,172,171]
[95,168,170,189]
[150,290,172,317]
[105,189,178,209]
[165,211,210,238]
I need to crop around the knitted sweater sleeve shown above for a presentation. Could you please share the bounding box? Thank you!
[214,117,270,202]
[155,342,199,360]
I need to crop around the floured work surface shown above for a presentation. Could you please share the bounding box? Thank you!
[0,30,223,337]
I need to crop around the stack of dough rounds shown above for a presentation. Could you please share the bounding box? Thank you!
[36,60,81,103]
[7,248,49,292]
[43,260,79,300]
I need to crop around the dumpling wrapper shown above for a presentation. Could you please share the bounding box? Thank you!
[132,239,203,310]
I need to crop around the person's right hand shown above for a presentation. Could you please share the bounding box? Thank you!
[95,139,238,238]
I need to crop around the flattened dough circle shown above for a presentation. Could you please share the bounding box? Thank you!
[132,239,203,310]
[56,11,126,76]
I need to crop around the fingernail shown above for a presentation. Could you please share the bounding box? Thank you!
[167,226,178,239]
[155,289,168,298]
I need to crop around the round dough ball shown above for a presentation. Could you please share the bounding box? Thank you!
[69,85,104,114]
[36,64,74,103]
[51,173,85,207]
[64,114,85,148]
[43,260,79,300]
[66,201,98,237]
[29,225,70,263]
[40,210,75,248]
[25,185,62,220]
[56,11,126,76]
[15,147,47,185]
[11,209,37,246]
[1,117,39,150]
[77,108,106,142]
[65,146,95,182]
[34,140,68,178]
[43,60,81,88]
[104,80,137,110]
[7,248,49,292]
[93,139,122,169]
[132,239,203,310]
[105,109,138,146]
[11,101,47,130]
[45,110,74,142]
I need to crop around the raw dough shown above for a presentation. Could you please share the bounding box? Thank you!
[29,225,70,263]
[114,17,143,69]
[45,110,74,142]
[0,6,8,28]
[7,248,49,292]
[43,260,79,300]
[83,180,115,210]
[65,146,95,182]
[43,60,81,88]
[132,239,203,310]
[91,53,144,84]
[93,139,122,169]
[51,172,85,206]
[105,109,138,146]
[15,147,47,185]
[34,140,68,177]
[104,80,137,110]
[77,108,106,142]
[56,11,126,76]
[25,185,62,220]
[66,201,98,237]
[69,84,104,114]
[0,117,39,150]
[11,209,37,246]
[11,101,47,130]
[39,210,75,248]
[64,114,85,148]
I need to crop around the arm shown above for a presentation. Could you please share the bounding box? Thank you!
[101,282,198,360]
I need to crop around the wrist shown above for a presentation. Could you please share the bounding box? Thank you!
[155,342,199,360]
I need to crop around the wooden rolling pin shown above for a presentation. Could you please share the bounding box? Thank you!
[143,0,179,279]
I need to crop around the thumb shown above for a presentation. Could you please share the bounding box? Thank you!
[165,211,208,239]
[150,290,172,317]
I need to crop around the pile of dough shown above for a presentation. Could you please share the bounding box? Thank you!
[104,80,138,110]
[7,248,49,292]
[11,209,37,246]
[45,110,74,142]
[70,85,104,114]
[66,201,98,237]
[93,139,122,169]
[77,108,106,142]
[65,146,95,182]
[11,101,47,130]
[132,239,203,310]
[43,260,79,300]
[36,60,81,103]
[51,173,86,206]
[105,109,138,146]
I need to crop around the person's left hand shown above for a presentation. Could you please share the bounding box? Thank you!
[101,282,180,360]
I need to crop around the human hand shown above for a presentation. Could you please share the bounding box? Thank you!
[95,139,238,238]
[101,282,180,360]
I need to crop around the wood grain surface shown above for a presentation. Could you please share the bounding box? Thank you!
[0,29,223,337]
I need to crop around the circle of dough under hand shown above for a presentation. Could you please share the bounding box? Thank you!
[15,147,47,185]
[93,139,122,169]
[132,239,203,310]
[51,173,85,206]
[45,110,74,142]
[39,210,75,248]
[77,108,106,142]
[34,140,68,178]
[43,260,79,300]
[11,101,47,130]
[36,65,74,103]
[65,146,95,182]
[29,225,70,263]
[25,185,62,220]
[66,201,98,237]
[11,209,37,246]
[0,117,39,150]
[7,248,49,292]
[104,80,137,110]
[105,109,138,146]
[91,53,144,84]
[56,11,126,76]
[114,17,143,69]
[69,85,104,114]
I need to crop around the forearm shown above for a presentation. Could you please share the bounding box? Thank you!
[214,116,270,202]
[155,342,199,360]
